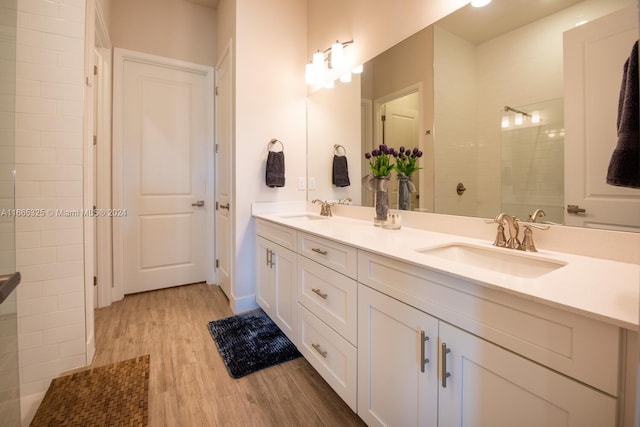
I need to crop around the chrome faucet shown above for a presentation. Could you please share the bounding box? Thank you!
[312,199,333,217]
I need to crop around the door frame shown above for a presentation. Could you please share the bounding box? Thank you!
[112,48,216,301]
[94,2,113,309]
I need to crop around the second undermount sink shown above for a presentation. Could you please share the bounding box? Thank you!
[416,243,566,279]
[279,213,328,221]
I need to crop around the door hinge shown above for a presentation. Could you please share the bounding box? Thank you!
[93,135,97,146]
[215,201,219,210]
[93,276,97,287]
[215,143,219,154]
[93,65,98,75]
[215,259,219,268]
[215,86,219,96]
[381,114,386,122]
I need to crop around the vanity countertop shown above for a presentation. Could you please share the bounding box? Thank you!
[254,210,639,330]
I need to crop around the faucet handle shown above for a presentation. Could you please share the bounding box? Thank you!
[493,223,507,247]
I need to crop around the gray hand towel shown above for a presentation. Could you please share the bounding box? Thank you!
[332,154,350,187]
[606,40,639,188]
[266,151,285,188]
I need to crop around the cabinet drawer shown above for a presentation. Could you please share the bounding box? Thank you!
[358,250,621,396]
[298,255,357,345]
[255,218,296,251]
[298,232,357,279]
[298,304,357,412]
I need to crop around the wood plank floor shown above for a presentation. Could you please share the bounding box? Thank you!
[92,283,367,427]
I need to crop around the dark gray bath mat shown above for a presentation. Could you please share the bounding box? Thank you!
[207,308,301,378]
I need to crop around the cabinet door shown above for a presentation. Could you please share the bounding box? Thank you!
[438,322,617,427]
[255,236,297,344]
[270,242,297,344]
[255,236,275,315]
[358,284,439,427]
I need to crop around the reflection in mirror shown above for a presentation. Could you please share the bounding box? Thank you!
[306,0,639,230]
[501,99,564,224]
[0,1,21,424]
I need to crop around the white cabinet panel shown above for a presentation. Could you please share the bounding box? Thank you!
[358,284,438,427]
[255,235,297,344]
[439,321,617,427]
[298,304,357,411]
[298,232,358,278]
[298,255,358,345]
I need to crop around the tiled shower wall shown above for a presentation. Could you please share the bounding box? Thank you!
[14,0,86,422]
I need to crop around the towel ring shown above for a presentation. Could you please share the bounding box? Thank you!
[334,144,346,156]
[268,138,284,152]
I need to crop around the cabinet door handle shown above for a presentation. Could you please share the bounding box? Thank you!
[311,248,328,255]
[441,342,451,388]
[420,330,430,373]
[311,288,328,299]
[265,248,271,267]
[311,343,328,358]
[269,250,275,268]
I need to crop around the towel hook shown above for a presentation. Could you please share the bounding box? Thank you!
[334,144,346,156]
[268,138,284,152]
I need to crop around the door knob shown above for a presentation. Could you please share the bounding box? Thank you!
[567,204,586,214]
[191,200,205,207]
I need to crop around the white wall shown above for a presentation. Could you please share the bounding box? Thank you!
[14,0,87,423]
[226,0,307,312]
[108,0,216,67]
[307,76,361,204]
[307,0,468,68]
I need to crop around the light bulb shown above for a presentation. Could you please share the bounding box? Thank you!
[471,0,491,7]
[340,72,352,83]
[515,113,523,126]
[531,111,540,124]
[501,115,510,128]
[331,41,344,70]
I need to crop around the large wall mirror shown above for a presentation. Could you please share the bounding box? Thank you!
[306,0,640,231]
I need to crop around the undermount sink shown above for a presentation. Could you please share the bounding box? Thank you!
[279,213,328,221]
[416,243,566,279]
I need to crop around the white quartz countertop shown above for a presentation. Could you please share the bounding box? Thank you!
[254,210,640,330]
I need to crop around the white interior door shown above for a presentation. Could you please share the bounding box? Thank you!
[382,95,420,209]
[564,5,640,232]
[117,49,213,295]
[215,41,232,299]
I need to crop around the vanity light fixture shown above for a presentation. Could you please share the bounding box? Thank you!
[502,105,543,129]
[470,0,491,7]
[305,39,363,89]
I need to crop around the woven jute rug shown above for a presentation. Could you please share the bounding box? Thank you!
[31,354,150,426]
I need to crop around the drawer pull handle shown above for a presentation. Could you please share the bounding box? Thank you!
[420,330,430,373]
[441,343,451,388]
[311,288,328,299]
[311,248,328,255]
[311,343,328,358]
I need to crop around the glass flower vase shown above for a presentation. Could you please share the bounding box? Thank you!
[397,174,413,211]
[373,176,390,226]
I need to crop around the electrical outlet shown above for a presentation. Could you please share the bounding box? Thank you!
[298,177,306,190]
[308,177,316,190]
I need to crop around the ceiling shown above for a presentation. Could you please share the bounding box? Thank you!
[437,0,584,44]
[184,0,219,9]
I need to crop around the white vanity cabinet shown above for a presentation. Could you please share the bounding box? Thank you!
[255,220,298,344]
[357,250,620,427]
[358,284,617,427]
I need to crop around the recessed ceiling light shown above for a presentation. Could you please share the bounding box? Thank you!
[471,0,492,7]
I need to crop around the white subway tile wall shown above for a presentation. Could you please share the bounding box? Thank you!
[14,0,87,421]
